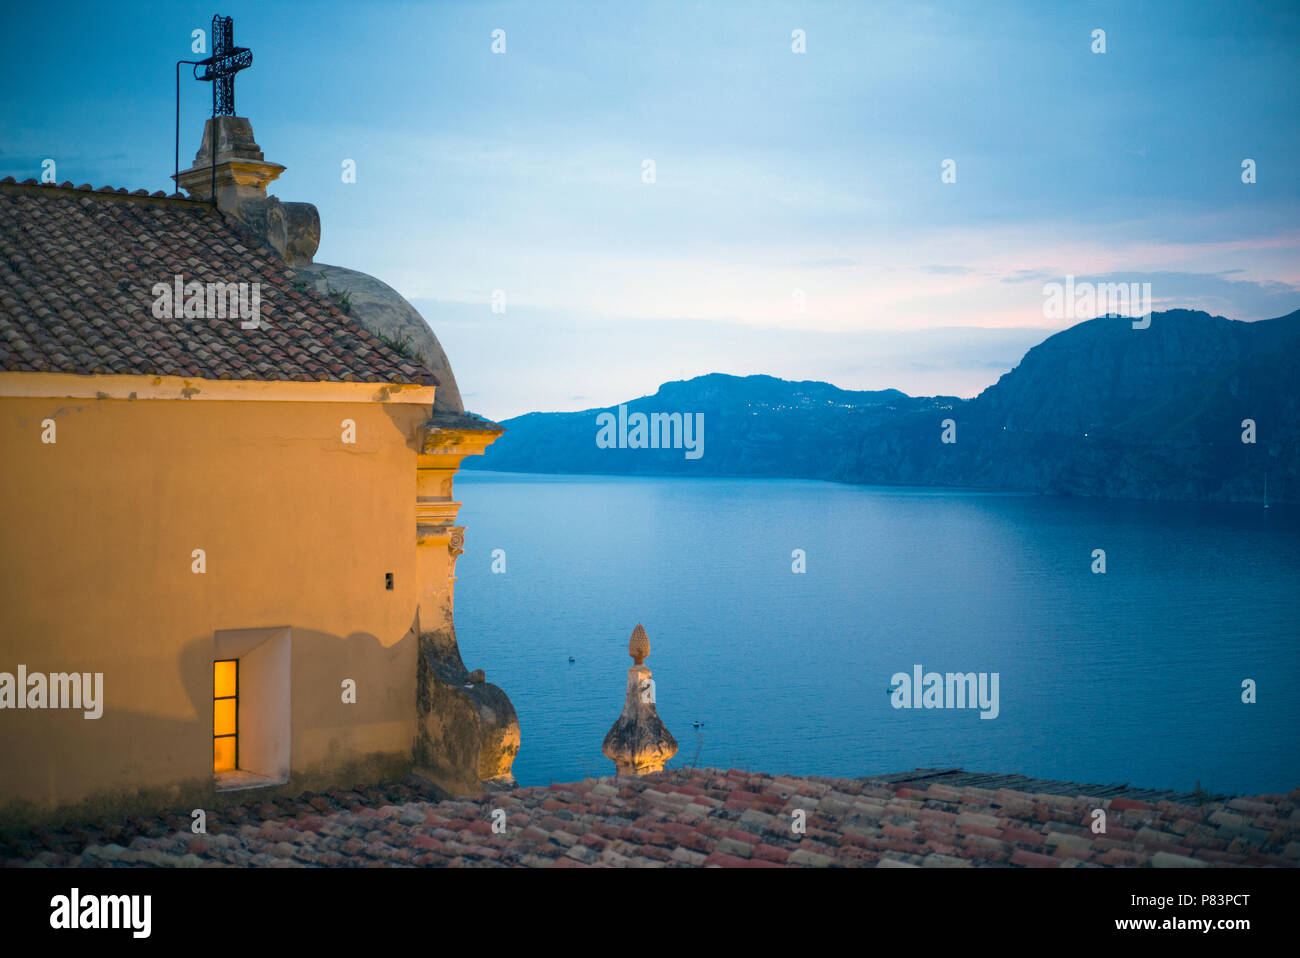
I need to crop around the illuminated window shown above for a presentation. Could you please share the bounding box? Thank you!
[213,659,238,772]
[212,627,291,789]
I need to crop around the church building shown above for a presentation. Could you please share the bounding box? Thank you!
[0,101,518,826]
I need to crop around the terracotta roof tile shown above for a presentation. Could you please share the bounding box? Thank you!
[5,766,1297,867]
[0,181,439,386]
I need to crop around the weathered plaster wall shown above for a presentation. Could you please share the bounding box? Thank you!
[0,395,432,822]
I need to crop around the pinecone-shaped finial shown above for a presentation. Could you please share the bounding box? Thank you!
[604,623,676,776]
[629,623,650,665]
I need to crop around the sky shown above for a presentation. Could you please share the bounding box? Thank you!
[2,0,1298,420]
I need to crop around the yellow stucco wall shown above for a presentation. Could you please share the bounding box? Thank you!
[0,393,435,818]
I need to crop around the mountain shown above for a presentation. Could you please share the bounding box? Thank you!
[465,308,1300,502]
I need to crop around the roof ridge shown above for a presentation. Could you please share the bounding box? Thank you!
[0,177,196,205]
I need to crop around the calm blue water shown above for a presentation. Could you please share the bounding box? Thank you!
[454,472,1300,796]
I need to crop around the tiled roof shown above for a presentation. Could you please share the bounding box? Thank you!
[864,768,1228,805]
[5,767,1297,867]
[0,179,439,386]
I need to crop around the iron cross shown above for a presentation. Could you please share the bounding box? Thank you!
[197,15,252,117]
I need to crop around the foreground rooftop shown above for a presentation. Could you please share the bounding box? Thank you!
[6,767,1298,868]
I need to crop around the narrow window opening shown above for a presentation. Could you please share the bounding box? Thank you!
[213,658,238,772]
[213,627,290,791]
[385,572,394,590]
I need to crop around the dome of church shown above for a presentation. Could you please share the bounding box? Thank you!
[293,262,463,413]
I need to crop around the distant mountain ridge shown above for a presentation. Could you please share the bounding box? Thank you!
[466,308,1300,502]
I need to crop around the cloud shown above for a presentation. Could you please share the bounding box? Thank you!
[1080,271,1300,321]
[1001,268,1056,284]
[905,359,1027,371]
[415,298,1060,419]
[792,257,857,269]
[918,265,974,275]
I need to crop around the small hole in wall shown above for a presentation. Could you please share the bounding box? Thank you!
[385,573,394,591]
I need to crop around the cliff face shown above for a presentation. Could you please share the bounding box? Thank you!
[939,309,1300,501]
[467,309,1300,503]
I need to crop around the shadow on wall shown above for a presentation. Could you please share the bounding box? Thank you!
[0,613,519,832]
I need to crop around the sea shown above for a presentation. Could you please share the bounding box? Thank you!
[454,471,1300,796]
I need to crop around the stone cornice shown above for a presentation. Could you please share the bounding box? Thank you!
[418,422,504,459]
[0,371,438,404]
[176,158,286,193]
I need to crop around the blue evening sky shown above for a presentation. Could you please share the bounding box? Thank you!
[2,1,1297,418]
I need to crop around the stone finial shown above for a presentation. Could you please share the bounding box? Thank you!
[175,115,320,266]
[602,624,677,776]
[629,623,650,665]
[175,116,284,204]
